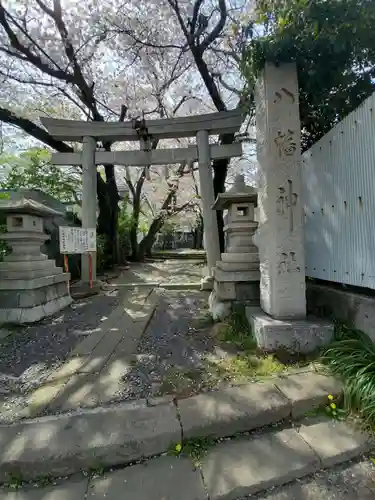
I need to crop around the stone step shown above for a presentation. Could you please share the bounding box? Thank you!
[0,418,371,499]
[0,372,342,483]
[201,417,372,500]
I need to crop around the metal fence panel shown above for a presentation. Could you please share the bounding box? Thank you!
[302,93,375,289]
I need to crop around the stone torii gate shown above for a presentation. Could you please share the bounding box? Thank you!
[41,111,244,289]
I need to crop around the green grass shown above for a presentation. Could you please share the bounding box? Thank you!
[321,322,375,427]
[6,472,23,490]
[158,306,314,398]
[168,436,216,466]
[213,305,286,380]
[217,305,257,351]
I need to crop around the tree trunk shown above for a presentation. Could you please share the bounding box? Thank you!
[138,216,164,259]
[97,168,120,268]
[104,165,120,266]
[193,213,204,249]
[129,188,142,260]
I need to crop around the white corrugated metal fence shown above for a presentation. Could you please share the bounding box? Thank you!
[302,92,375,289]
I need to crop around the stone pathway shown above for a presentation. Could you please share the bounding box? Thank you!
[0,457,373,500]
[0,362,372,499]
[0,260,207,422]
[251,459,375,500]
[112,259,206,286]
[0,291,120,419]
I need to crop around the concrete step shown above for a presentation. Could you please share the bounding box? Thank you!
[200,417,372,500]
[0,418,372,499]
[0,372,342,484]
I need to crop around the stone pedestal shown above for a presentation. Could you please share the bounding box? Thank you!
[250,62,333,353]
[0,198,72,324]
[209,175,260,320]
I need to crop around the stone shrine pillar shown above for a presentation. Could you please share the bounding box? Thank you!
[0,198,72,323]
[196,130,221,290]
[81,136,97,284]
[209,175,260,320]
[255,63,305,318]
[247,62,333,353]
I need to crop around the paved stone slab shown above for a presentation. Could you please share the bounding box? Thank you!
[71,329,107,356]
[87,456,206,500]
[178,382,290,439]
[275,372,343,417]
[250,460,375,500]
[99,354,133,379]
[26,379,68,417]
[46,358,85,382]
[201,427,320,500]
[0,477,88,499]
[298,418,373,467]
[47,371,126,411]
[0,401,180,482]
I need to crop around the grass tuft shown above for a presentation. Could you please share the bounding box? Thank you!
[218,305,257,351]
[214,305,286,380]
[168,437,216,466]
[321,322,375,427]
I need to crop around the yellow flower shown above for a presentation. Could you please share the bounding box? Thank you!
[175,443,182,452]
[328,394,334,401]
[330,403,337,409]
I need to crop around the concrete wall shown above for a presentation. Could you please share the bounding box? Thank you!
[307,281,375,344]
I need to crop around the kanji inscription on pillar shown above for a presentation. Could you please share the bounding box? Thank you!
[255,62,306,319]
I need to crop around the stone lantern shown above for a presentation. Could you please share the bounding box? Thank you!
[209,175,260,319]
[0,198,72,324]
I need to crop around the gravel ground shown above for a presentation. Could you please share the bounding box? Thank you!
[120,288,229,400]
[248,458,375,500]
[0,291,119,395]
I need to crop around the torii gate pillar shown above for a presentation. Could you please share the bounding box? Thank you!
[197,130,221,290]
[81,136,97,284]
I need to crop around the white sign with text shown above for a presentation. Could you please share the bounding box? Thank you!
[59,227,96,254]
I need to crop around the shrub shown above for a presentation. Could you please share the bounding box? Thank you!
[321,323,375,427]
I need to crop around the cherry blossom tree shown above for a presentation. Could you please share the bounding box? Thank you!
[0,0,253,262]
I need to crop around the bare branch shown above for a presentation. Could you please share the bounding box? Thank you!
[209,45,241,64]
[200,0,227,52]
[191,0,205,34]
[0,106,73,153]
[0,4,70,80]
[167,0,190,40]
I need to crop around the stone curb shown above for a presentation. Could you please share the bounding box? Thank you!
[0,401,181,484]
[159,282,202,290]
[104,282,203,290]
[177,371,342,440]
[0,373,343,483]
[1,417,371,499]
